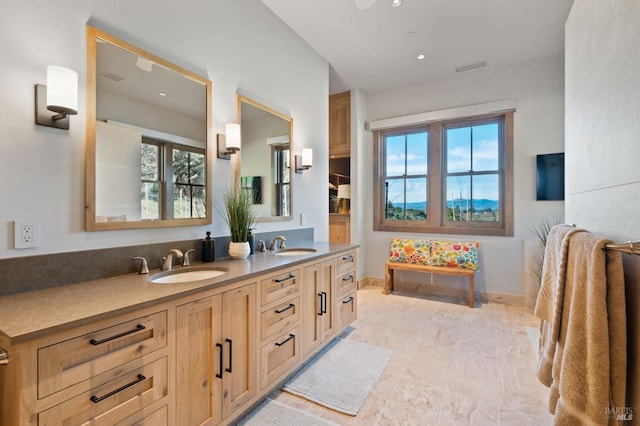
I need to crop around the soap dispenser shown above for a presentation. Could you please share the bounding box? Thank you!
[202,231,215,262]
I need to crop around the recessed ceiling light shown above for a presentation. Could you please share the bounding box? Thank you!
[390,0,402,7]
[417,54,426,61]
[159,92,167,97]
[407,30,415,37]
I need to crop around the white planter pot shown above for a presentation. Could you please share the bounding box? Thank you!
[228,241,250,260]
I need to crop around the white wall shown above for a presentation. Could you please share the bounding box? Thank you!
[565,0,640,412]
[362,56,566,295]
[0,0,328,258]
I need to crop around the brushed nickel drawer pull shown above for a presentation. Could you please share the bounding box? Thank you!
[89,324,146,346]
[342,275,354,282]
[342,296,354,304]
[274,274,295,283]
[90,374,146,403]
[275,303,295,314]
[275,334,295,347]
[341,254,353,261]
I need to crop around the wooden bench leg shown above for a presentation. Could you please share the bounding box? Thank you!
[468,274,474,308]
[384,264,393,294]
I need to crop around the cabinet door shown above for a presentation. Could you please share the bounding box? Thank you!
[301,260,336,357]
[319,259,336,341]
[301,262,322,357]
[176,296,222,426]
[221,284,257,419]
[329,91,351,158]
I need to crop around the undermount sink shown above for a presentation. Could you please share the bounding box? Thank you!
[148,266,229,284]
[274,248,317,256]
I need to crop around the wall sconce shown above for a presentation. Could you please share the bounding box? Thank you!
[295,148,313,173]
[217,123,241,160]
[337,184,351,214]
[35,66,78,130]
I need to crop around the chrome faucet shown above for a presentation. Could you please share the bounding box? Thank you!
[269,236,287,251]
[162,249,183,271]
[183,249,195,266]
[133,257,149,274]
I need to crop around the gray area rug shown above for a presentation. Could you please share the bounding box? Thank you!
[282,338,394,416]
[236,398,338,426]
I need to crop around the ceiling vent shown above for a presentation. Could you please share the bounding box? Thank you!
[100,71,123,82]
[455,61,487,73]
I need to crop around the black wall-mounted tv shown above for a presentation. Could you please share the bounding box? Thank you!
[536,153,564,201]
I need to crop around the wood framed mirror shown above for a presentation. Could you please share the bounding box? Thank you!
[237,95,293,221]
[85,25,212,231]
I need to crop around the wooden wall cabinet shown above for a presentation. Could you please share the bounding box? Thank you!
[176,283,257,425]
[329,214,350,243]
[329,91,351,158]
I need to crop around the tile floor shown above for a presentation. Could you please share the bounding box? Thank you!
[269,285,553,425]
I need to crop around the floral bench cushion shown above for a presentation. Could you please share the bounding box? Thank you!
[388,238,431,265]
[429,240,479,270]
[388,238,479,270]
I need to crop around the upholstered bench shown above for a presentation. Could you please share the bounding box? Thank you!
[384,238,479,308]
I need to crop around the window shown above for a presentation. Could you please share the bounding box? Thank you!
[374,111,513,236]
[141,138,206,221]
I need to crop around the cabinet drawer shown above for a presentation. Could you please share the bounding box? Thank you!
[116,405,167,426]
[335,251,356,277]
[337,272,356,298]
[260,269,300,306]
[38,357,167,425]
[261,296,301,341]
[38,310,167,399]
[337,292,357,331]
[260,326,300,389]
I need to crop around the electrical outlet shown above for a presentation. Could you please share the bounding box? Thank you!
[14,221,38,249]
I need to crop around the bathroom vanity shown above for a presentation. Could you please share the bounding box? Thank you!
[0,243,358,425]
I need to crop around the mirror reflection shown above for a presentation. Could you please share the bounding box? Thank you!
[86,26,212,230]
[238,96,292,220]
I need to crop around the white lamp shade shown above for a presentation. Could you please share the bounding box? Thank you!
[47,65,78,114]
[225,123,241,150]
[337,184,351,199]
[301,148,313,168]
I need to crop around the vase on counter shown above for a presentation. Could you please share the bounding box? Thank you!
[229,241,251,260]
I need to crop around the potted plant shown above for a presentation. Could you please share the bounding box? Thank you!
[219,186,257,259]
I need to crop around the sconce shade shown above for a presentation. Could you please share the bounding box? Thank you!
[46,66,78,115]
[302,148,313,168]
[35,65,78,130]
[217,123,241,159]
[337,184,351,200]
[295,148,313,173]
[225,123,241,151]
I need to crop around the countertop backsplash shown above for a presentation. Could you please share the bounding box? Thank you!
[0,227,314,297]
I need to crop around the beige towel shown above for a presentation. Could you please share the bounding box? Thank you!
[550,232,626,425]
[534,224,584,386]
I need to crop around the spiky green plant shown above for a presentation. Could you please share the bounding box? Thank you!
[530,215,562,283]
[218,186,257,242]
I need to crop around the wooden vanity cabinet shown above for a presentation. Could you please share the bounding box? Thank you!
[0,248,358,426]
[0,306,170,426]
[175,283,257,425]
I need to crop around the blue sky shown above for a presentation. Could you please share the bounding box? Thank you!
[385,123,500,206]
